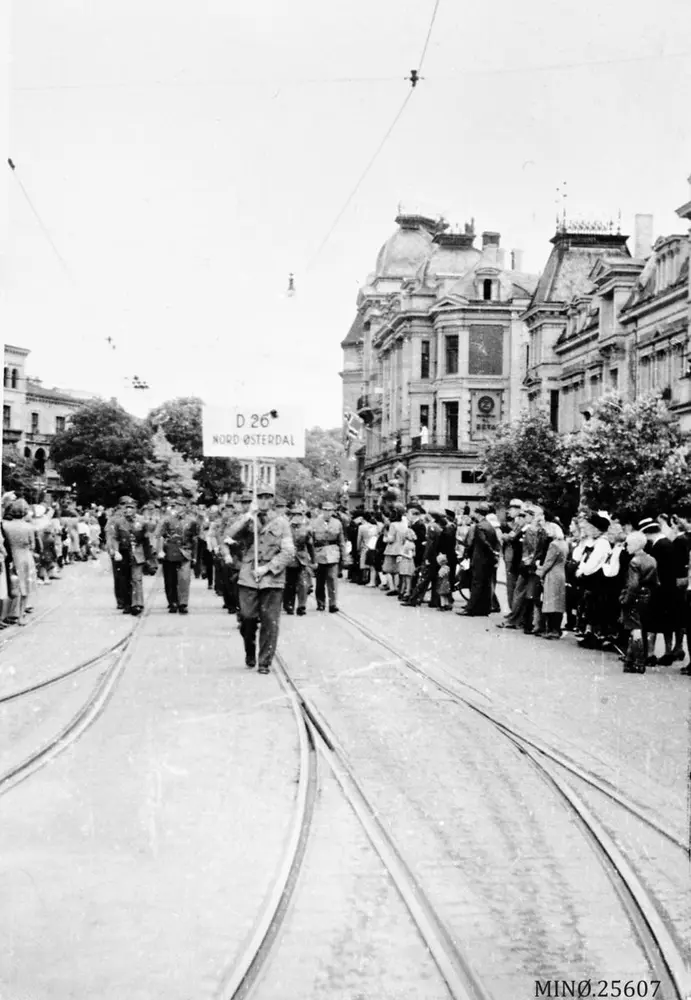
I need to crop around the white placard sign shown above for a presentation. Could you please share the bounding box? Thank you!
[202,404,305,458]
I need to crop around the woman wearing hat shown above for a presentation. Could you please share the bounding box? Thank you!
[575,512,612,648]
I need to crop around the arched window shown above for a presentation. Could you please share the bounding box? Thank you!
[483,279,493,301]
[24,447,32,459]
[34,448,46,475]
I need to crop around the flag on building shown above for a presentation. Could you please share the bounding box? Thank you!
[343,410,364,457]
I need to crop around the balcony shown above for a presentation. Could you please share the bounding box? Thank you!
[409,434,479,455]
[2,428,22,444]
[356,394,382,416]
[25,431,54,446]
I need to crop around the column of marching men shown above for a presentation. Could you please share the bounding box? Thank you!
[5,483,690,680]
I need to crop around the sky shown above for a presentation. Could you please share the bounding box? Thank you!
[4,0,691,425]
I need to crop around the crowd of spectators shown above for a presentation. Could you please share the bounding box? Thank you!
[343,498,691,676]
[0,492,106,628]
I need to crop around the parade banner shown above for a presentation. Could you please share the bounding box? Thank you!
[202,404,305,457]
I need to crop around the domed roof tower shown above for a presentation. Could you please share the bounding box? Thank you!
[374,213,446,279]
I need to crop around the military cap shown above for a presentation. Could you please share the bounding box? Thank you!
[275,496,288,508]
[256,484,275,497]
[444,509,457,520]
[475,502,491,516]
[239,492,253,503]
[509,498,524,509]
[321,501,335,512]
[119,495,135,506]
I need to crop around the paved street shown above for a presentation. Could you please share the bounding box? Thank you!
[0,560,689,999]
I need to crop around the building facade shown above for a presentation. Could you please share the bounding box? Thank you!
[2,344,97,490]
[523,200,691,435]
[341,213,537,508]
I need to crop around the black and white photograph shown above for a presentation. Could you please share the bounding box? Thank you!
[1,1,690,997]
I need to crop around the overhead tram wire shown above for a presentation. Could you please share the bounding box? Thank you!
[417,0,441,74]
[304,0,443,273]
[305,89,414,272]
[7,158,75,282]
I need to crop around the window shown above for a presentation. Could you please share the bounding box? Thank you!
[420,340,430,379]
[419,404,429,430]
[3,368,7,388]
[2,405,10,430]
[31,412,39,434]
[443,401,458,449]
[469,326,503,376]
[549,389,559,432]
[445,335,459,375]
[11,369,18,389]
[525,343,530,371]
[482,279,493,301]
[609,368,619,392]
[55,415,66,433]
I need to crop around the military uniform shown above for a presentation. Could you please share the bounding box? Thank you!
[312,503,347,612]
[284,512,316,615]
[155,509,199,613]
[106,499,151,614]
[228,502,294,672]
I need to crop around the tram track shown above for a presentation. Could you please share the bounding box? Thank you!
[0,577,161,798]
[336,608,688,855]
[327,607,690,998]
[220,652,491,1000]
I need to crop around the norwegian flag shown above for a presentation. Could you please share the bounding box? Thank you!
[343,410,364,456]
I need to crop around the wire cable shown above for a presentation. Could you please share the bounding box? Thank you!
[417,0,441,74]
[305,89,413,271]
[7,158,74,281]
[304,1,443,271]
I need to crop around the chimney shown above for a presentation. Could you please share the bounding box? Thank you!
[511,249,523,271]
[634,214,653,259]
[497,248,506,269]
[482,231,501,249]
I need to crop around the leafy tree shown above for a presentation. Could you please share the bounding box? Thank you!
[147,428,200,501]
[51,399,156,506]
[275,427,346,505]
[567,392,682,518]
[146,396,242,503]
[482,410,577,519]
[196,458,244,505]
[2,447,39,500]
[146,396,203,461]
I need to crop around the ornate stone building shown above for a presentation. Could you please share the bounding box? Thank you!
[341,212,538,508]
[523,199,691,435]
[2,344,97,490]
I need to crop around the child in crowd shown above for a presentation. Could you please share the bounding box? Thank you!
[435,552,453,610]
[397,528,416,600]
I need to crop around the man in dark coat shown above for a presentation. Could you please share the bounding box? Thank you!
[458,503,500,616]
[404,511,444,607]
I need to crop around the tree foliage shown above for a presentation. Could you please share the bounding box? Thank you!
[2,447,40,500]
[51,399,156,506]
[276,427,345,505]
[147,428,200,501]
[567,392,684,518]
[482,410,577,519]
[146,396,242,503]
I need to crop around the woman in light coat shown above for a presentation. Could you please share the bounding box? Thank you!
[536,521,567,639]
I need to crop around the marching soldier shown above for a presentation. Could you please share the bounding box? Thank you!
[106,496,151,615]
[312,500,347,612]
[226,484,294,674]
[284,505,316,616]
[155,499,200,614]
